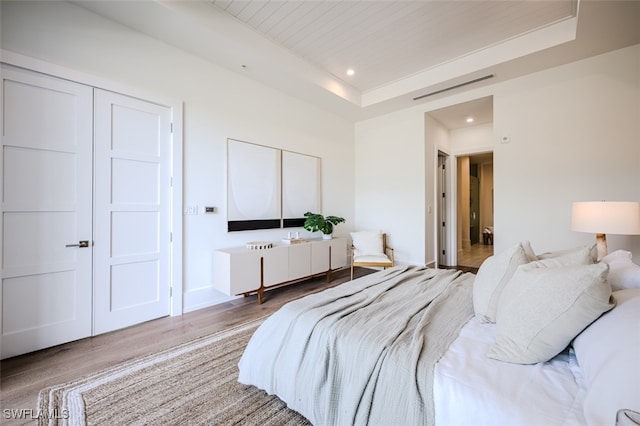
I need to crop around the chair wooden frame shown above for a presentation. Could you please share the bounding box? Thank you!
[351,233,394,280]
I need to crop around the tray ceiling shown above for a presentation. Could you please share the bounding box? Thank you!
[75,0,640,120]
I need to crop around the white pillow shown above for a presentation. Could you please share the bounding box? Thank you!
[487,262,615,364]
[472,242,529,323]
[536,244,595,264]
[600,250,640,291]
[573,289,640,426]
[521,240,538,262]
[525,248,594,269]
[350,230,383,257]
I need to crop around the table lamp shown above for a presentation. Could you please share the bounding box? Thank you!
[571,201,640,261]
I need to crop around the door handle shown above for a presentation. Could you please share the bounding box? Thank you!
[65,240,90,248]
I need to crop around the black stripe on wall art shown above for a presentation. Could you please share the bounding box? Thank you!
[227,219,281,232]
[283,218,305,228]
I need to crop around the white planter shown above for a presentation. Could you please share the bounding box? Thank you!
[322,233,333,240]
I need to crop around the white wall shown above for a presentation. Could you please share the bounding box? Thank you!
[450,123,493,155]
[425,115,451,266]
[354,109,427,265]
[493,44,640,256]
[356,44,640,263]
[1,1,356,311]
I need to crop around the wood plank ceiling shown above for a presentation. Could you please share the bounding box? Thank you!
[210,0,576,92]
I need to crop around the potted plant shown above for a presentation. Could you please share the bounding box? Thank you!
[303,212,345,239]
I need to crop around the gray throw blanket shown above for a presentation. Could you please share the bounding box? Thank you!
[238,265,474,426]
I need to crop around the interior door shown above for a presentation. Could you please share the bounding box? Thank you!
[1,67,93,359]
[437,153,448,267]
[93,89,172,335]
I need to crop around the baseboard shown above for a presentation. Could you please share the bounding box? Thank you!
[183,286,240,313]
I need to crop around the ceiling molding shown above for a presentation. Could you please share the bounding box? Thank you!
[74,0,639,121]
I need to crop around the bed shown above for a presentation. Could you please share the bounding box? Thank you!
[238,243,640,426]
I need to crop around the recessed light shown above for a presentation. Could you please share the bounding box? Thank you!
[346,69,355,76]
[466,117,474,123]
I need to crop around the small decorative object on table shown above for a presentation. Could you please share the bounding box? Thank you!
[282,238,307,244]
[283,231,306,244]
[246,241,273,250]
[303,212,346,240]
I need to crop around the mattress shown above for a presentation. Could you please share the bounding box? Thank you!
[433,316,587,426]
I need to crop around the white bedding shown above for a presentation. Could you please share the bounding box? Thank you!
[238,265,594,426]
[238,266,475,426]
[434,316,587,426]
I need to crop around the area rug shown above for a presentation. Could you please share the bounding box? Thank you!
[38,318,311,426]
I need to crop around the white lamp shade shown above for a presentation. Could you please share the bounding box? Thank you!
[572,201,640,235]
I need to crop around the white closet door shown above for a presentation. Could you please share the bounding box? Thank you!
[1,67,93,359]
[93,89,172,334]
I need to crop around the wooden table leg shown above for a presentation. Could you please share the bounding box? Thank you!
[258,257,265,304]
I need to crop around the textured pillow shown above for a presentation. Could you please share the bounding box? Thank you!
[473,243,529,323]
[573,289,640,426]
[617,410,640,426]
[488,262,615,364]
[536,244,595,264]
[521,240,538,262]
[350,230,383,257]
[525,247,594,270]
[600,250,640,291]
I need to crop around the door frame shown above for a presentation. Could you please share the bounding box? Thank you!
[436,150,456,268]
[434,146,494,268]
[450,149,494,267]
[1,50,184,316]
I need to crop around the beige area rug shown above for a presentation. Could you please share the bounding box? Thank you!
[38,319,311,426]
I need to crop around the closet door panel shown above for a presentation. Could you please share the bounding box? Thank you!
[93,89,172,335]
[1,67,93,359]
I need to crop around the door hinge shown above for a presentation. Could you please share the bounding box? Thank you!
[170,122,174,133]
[442,192,445,198]
[442,221,445,227]
[170,286,173,297]
[442,249,446,255]
[170,232,173,242]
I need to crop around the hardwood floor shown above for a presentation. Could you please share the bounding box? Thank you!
[0,268,371,424]
[0,265,476,425]
[458,243,493,268]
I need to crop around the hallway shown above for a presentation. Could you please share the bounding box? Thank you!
[458,243,493,269]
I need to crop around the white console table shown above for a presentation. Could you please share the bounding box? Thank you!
[213,237,347,304]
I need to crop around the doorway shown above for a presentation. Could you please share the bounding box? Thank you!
[428,96,494,269]
[457,153,494,269]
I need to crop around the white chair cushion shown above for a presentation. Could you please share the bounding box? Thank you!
[351,230,384,257]
[353,254,391,264]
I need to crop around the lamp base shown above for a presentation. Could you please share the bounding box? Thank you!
[595,233,607,261]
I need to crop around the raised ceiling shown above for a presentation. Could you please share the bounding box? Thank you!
[75,0,640,121]
[211,0,576,92]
